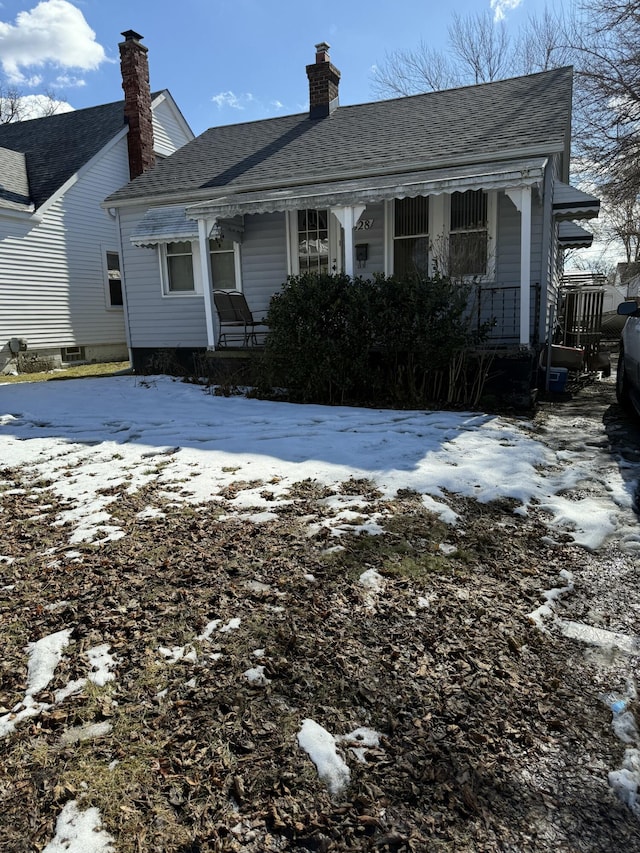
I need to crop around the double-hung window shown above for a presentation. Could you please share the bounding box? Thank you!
[164,241,195,293]
[209,237,237,290]
[106,251,123,307]
[449,190,488,277]
[393,196,429,276]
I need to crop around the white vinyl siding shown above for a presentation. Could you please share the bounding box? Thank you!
[0,138,131,351]
[241,212,288,316]
[151,96,193,156]
[354,203,385,277]
[118,206,207,347]
[0,96,192,357]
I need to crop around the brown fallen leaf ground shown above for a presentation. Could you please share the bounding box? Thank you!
[1,464,639,852]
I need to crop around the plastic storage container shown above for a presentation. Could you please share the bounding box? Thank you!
[548,367,568,392]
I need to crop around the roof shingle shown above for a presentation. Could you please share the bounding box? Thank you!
[106,66,573,206]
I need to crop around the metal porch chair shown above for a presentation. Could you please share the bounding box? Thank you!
[213,290,268,347]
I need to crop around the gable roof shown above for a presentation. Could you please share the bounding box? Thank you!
[0,100,128,209]
[0,91,166,210]
[106,66,573,208]
[0,147,31,211]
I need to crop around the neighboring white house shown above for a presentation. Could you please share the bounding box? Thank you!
[104,43,599,395]
[0,31,193,374]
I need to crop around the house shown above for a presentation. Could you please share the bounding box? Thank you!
[104,43,599,391]
[0,31,193,374]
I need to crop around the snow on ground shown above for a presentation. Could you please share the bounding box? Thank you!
[2,374,640,840]
[1,375,638,551]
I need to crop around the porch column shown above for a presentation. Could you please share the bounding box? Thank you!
[506,187,532,347]
[197,217,216,349]
[331,205,365,277]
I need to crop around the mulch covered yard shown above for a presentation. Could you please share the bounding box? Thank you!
[1,467,638,852]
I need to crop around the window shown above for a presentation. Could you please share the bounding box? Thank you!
[209,238,237,290]
[298,209,329,274]
[106,251,123,307]
[449,190,488,277]
[164,241,195,292]
[393,196,429,276]
[61,346,85,363]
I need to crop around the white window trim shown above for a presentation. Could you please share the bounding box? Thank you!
[442,191,497,281]
[159,240,203,297]
[385,191,497,280]
[286,209,341,276]
[102,247,124,311]
[209,239,243,291]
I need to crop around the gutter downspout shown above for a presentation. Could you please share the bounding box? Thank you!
[114,209,134,366]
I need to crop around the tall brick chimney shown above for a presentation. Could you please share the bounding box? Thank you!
[119,30,155,179]
[306,42,340,119]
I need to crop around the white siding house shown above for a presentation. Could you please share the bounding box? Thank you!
[105,44,599,397]
[0,32,193,374]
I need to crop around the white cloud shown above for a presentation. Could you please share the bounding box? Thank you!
[1,92,74,119]
[211,91,284,115]
[0,1,106,83]
[53,74,86,89]
[490,0,523,22]
[211,90,249,110]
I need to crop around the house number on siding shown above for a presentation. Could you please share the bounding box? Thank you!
[355,219,374,230]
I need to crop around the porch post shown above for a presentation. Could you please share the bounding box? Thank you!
[519,186,532,347]
[331,205,365,277]
[506,187,532,346]
[197,217,216,349]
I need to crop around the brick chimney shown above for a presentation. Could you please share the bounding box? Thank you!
[306,42,340,119]
[119,30,155,179]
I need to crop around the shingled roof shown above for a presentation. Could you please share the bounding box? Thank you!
[106,66,573,207]
[0,92,164,210]
[0,147,31,211]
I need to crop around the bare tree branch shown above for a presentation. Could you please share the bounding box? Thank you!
[448,11,514,84]
[0,83,67,123]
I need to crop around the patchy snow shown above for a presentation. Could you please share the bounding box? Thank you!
[25,629,73,696]
[0,375,637,550]
[41,801,115,853]
[297,719,351,796]
[243,665,271,686]
[2,374,640,835]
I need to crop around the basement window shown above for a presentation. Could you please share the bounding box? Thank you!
[61,346,85,363]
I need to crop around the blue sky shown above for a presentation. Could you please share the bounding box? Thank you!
[0,0,572,134]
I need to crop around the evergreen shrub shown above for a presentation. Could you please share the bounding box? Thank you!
[261,272,489,407]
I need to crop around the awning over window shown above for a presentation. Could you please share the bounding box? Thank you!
[558,220,594,249]
[186,157,548,220]
[553,181,600,221]
[131,206,244,247]
[131,206,198,247]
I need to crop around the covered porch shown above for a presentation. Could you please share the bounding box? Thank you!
[162,157,549,351]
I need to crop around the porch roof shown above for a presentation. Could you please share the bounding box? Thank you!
[185,156,548,220]
[552,181,600,220]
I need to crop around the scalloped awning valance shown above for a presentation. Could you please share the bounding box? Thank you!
[185,157,548,221]
[552,181,600,221]
[557,220,594,249]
